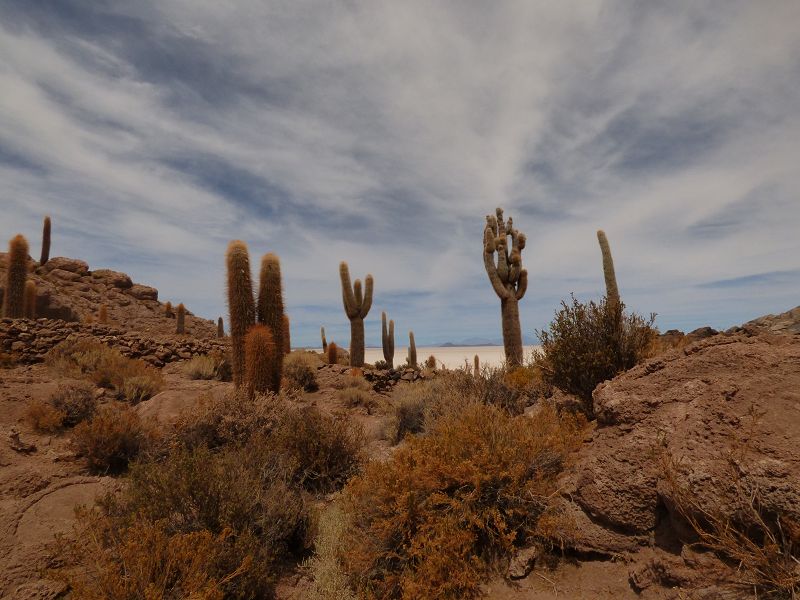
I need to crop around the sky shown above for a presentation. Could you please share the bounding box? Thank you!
[1,1,799,347]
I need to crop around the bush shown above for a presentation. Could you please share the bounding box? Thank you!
[306,504,358,600]
[71,403,152,474]
[116,375,161,404]
[536,295,656,417]
[337,402,586,598]
[183,352,232,382]
[51,381,97,426]
[284,352,320,392]
[26,400,66,433]
[269,406,364,493]
[385,388,427,444]
[373,359,390,370]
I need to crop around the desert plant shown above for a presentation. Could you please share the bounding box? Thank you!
[306,504,358,600]
[339,402,585,598]
[176,302,185,333]
[327,341,338,365]
[339,262,373,367]
[597,229,620,307]
[244,324,278,396]
[23,280,36,318]
[283,351,319,392]
[98,303,108,324]
[425,354,436,369]
[26,400,66,433]
[483,207,528,367]
[407,330,417,368]
[40,215,51,266]
[381,311,395,369]
[283,314,291,354]
[256,253,285,392]
[226,240,256,389]
[50,381,97,426]
[2,234,29,318]
[164,301,174,318]
[117,375,160,404]
[71,403,152,474]
[536,295,656,416]
[321,326,328,352]
[386,390,427,444]
[474,354,480,377]
[217,316,224,338]
[183,355,217,380]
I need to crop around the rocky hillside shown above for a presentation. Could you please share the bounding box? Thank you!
[0,253,218,339]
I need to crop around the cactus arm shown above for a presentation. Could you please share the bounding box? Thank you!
[484,244,509,299]
[360,274,374,318]
[596,230,620,305]
[515,269,528,300]
[388,319,394,354]
[340,262,358,318]
[354,279,363,309]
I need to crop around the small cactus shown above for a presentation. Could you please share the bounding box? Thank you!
[217,317,224,338]
[381,311,395,369]
[407,330,417,368]
[176,303,186,333]
[99,304,108,324]
[321,326,328,352]
[23,280,37,319]
[164,301,174,318]
[483,207,528,367]
[339,262,373,367]
[256,253,285,393]
[2,234,29,318]
[474,354,480,378]
[327,341,338,365]
[40,216,51,266]
[596,230,620,307]
[283,314,291,354]
[226,240,256,389]
[244,324,278,396]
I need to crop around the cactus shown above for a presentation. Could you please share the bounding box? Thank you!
[217,317,224,338]
[176,303,186,333]
[339,262,373,367]
[381,311,395,369]
[483,207,528,367]
[244,324,278,397]
[40,216,51,266]
[99,304,108,324]
[283,314,291,354]
[596,230,620,307]
[474,354,480,378]
[226,240,256,389]
[327,341,338,365]
[24,280,36,319]
[321,326,328,352]
[407,330,417,368]
[165,301,174,318]
[256,253,285,392]
[2,234,29,318]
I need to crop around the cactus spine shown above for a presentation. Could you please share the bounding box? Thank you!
[596,230,620,307]
[483,207,528,367]
[24,281,36,319]
[99,304,108,324]
[245,324,277,397]
[176,303,185,333]
[327,341,338,365]
[474,354,480,378]
[256,253,285,393]
[321,326,328,352]
[2,235,29,318]
[339,262,373,367]
[283,315,291,354]
[226,240,256,389]
[381,311,395,369]
[40,216,51,266]
[217,317,224,338]
[407,330,417,368]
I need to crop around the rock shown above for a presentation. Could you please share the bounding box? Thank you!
[686,326,718,341]
[41,257,89,275]
[9,428,36,454]
[91,269,133,289]
[47,269,82,282]
[507,546,538,580]
[126,284,158,301]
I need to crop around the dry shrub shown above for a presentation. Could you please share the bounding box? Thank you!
[373,359,390,370]
[47,338,163,403]
[425,355,437,369]
[71,403,153,474]
[306,504,358,600]
[336,374,376,411]
[268,406,364,493]
[339,402,586,599]
[26,400,66,433]
[284,351,320,392]
[182,354,217,380]
[50,382,97,426]
[62,511,249,600]
[536,295,656,417]
[386,391,427,444]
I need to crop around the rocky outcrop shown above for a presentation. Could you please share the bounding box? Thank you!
[743,305,800,334]
[0,318,227,367]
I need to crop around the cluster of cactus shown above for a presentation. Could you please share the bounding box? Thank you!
[339,262,373,367]
[176,303,186,333]
[226,241,286,395]
[483,207,528,367]
[381,312,395,369]
[2,234,29,318]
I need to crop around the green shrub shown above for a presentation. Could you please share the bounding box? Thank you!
[536,295,657,417]
[71,403,152,474]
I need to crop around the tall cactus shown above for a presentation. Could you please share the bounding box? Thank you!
[381,311,395,369]
[474,354,480,378]
[217,317,224,338]
[339,262,373,367]
[165,301,174,318]
[40,216,51,266]
[596,230,620,307]
[2,234,29,318]
[176,303,186,333]
[256,253,285,393]
[245,324,277,397]
[226,240,256,389]
[24,281,37,319]
[327,341,338,365]
[483,207,528,367]
[407,330,417,368]
[283,315,291,354]
[321,326,328,352]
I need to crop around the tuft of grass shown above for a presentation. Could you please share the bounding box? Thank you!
[26,400,66,433]
[71,403,153,474]
[27,382,97,432]
[182,355,217,380]
[306,504,358,600]
[283,351,320,392]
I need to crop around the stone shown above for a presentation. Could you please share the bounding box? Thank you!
[91,269,133,289]
[126,284,158,301]
[48,269,82,282]
[41,257,89,275]
[507,546,538,580]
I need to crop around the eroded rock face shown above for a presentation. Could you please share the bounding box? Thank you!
[91,269,132,289]
[40,257,89,275]
[126,284,158,301]
[562,331,800,554]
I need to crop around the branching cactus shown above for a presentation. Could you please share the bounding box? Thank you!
[321,326,328,352]
[245,324,277,397]
[339,262,373,367]
[257,253,285,392]
[381,311,395,369]
[226,240,256,389]
[483,207,528,367]
[596,230,620,307]
[176,303,186,333]
[24,281,37,319]
[217,317,224,338]
[2,234,29,318]
[407,330,417,368]
[40,216,51,266]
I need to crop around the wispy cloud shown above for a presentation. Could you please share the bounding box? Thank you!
[1,0,799,345]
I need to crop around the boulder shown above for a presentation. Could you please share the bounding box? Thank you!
[91,269,133,289]
[41,257,89,275]
[47,269,82,282]
[126,284,158,301]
